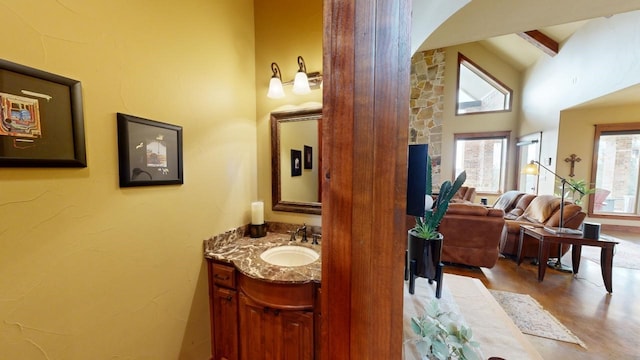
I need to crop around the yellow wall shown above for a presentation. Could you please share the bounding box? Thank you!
[521,12,640,195]
[440,43,521,193]
[0,1,255,359]
[559,103,640,227]
[254,0,323,227]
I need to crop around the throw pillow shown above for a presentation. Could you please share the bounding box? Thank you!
[519,195,560,224]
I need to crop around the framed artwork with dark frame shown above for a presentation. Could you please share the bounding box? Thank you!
[117,113,183,187]
[0,58,86,167]
[291,149,302,177]
[304,145,312,169]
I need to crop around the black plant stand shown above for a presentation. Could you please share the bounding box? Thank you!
[406,232,444,298]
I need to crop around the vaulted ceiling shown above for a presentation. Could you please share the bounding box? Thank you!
[417,0,640,52]
[483,19,640,109]
[479,20,588,71]
[413,0,640,109]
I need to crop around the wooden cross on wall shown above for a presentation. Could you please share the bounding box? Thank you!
[564,154,581,177]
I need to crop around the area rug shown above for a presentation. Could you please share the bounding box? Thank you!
[489,290,587,348]
[580,234,640,270]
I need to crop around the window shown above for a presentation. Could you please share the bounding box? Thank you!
[591,123,640,217]
[456,53,512,115]
[454,131,509,193]
[516,132,541,194]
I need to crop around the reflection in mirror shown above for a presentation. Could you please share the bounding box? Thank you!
[271,108,322,214]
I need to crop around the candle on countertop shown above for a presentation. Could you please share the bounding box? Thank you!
[251,201,264,225]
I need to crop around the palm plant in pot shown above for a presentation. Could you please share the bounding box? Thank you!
[562,178,595,205]
[407,152,466,297]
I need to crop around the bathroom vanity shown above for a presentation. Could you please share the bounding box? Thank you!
[204,232,321,360]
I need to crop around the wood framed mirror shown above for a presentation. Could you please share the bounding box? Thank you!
[271,108,322,215]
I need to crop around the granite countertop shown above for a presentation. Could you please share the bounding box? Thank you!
[204,232,321,284]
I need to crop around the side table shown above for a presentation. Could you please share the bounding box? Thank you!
[517,225,619,293]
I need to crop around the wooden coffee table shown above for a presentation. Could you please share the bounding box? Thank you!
[517,225,619,293]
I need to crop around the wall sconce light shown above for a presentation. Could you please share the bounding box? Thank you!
[292,56,311,94]
[267,56,322,99]
[267,62,285,99]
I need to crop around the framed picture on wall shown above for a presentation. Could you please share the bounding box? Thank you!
[117,113,183,187]
[291,149,302,177]
[304,145,312,169]
[0,58,86,167]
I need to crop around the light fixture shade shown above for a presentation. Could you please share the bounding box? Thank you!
[267,77,285,99]
[292,71,311,94]
[292,56,311,94]
[523,161,540,175]
[267,62,285,99]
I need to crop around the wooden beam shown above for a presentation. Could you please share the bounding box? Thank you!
[322,0,411,359]
[517,30,559,57]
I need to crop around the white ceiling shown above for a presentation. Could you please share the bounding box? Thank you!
[479,20,589,71]
[414,1,640,109]
[417,0,640,51]
[571,84,640,110]
[480,18,640,110]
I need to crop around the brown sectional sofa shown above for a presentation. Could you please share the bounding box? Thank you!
[495,192,586,259]
[437,203,505,268]
[451,186,477,204]
[405,203,505,269]
[404,191,586,269]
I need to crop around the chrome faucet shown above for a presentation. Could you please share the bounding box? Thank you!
[297,224,308,242]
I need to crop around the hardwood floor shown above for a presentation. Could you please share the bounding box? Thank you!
[443,230,640,360]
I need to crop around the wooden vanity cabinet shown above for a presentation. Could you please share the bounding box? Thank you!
[237,272,316,360]
[207,259,318,360]
[238,292,313,360]
[314,286,322,360]
[208,261,239,360]
[212,286,239,360]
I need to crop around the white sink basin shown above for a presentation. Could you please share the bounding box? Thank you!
[260,245,319,267]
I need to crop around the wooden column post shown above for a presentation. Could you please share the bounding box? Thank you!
[321,0,411,359]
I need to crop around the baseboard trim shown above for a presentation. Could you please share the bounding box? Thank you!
[600,223,640,234]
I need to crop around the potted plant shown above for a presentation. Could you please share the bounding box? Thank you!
[412,167,467,240]
[563,179,595,205]
[407,152,466,296]
[408,299,481,360]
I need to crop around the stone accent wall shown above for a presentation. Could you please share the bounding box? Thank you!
[410,49,446,188]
